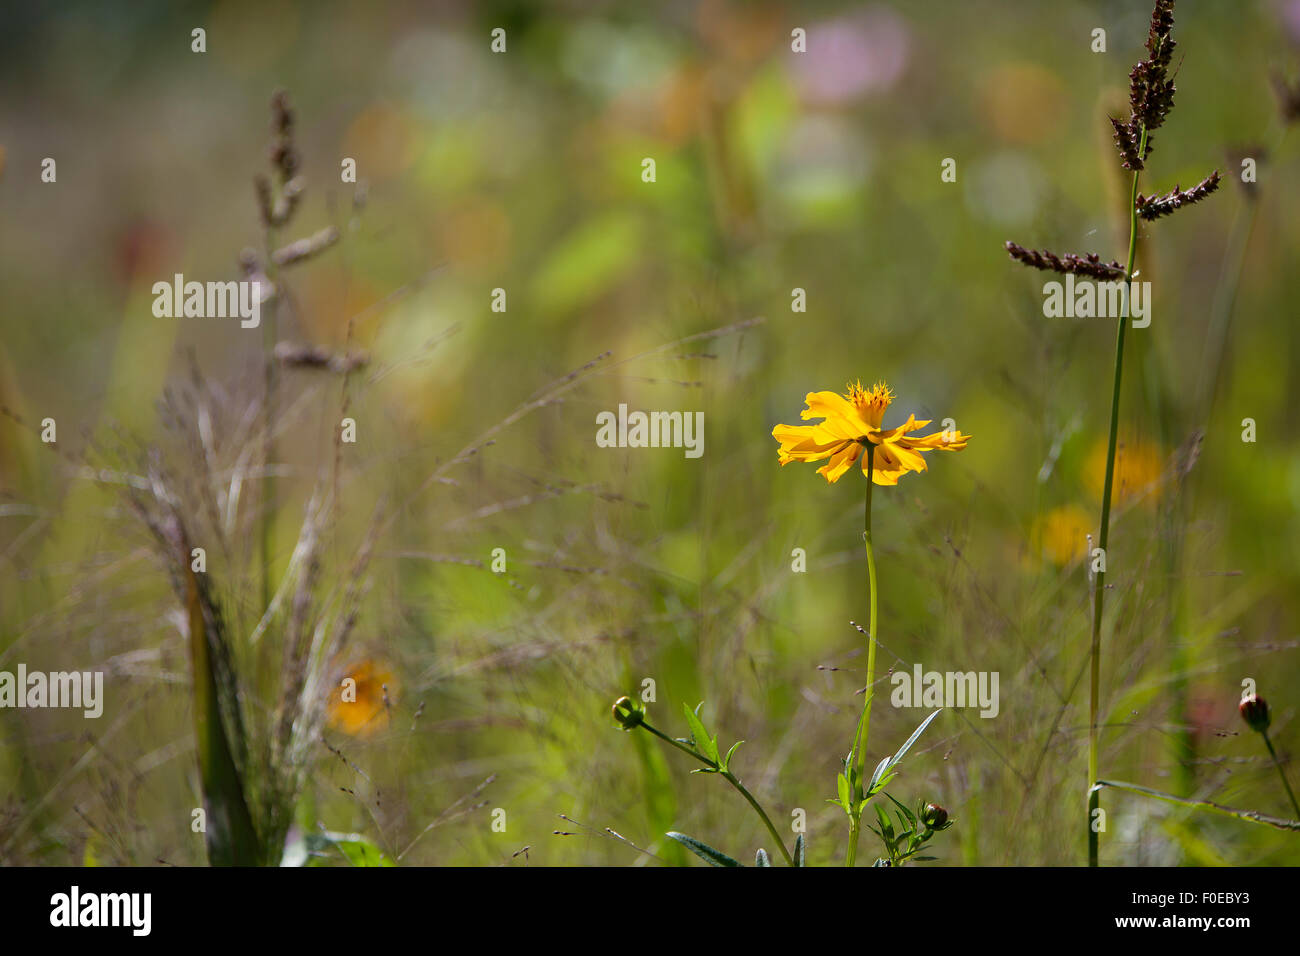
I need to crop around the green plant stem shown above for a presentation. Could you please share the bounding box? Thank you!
[1089,128,1146,868]
[1093,779,1300,832]
[1262,732,1300,822]
[846,444,878,867]
[260,224,280,615]
[640,721,794,866]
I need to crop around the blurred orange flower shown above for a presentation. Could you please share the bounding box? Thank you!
[1031,504,1093,566]
[1085,430,1164,506]
[327,659,395,738]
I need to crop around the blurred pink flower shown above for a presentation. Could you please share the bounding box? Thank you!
[1280,0,1300,44]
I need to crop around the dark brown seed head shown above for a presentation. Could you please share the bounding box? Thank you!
[1112,0,1178,169]
[1136,170,1221,220]
[1111,117,1145,171]
[1005,242,1127,280]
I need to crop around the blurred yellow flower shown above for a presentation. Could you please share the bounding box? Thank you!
[773,381,970,485]
[1085,430,1164,505]
[1032,504,1093,566]
[327,659,395,738]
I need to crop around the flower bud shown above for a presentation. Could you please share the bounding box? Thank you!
[1239,694,1270,733]
[921,803,949,829]
[612,696,644,730]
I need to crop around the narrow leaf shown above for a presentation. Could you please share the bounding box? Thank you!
[888,709,942,770]
[682,703,721,765]
[869,771,898,795]
[723,740,745,772]
[867,755,891,792]
[874,803,894,842]
[666,831,742,867]
[755,848,771,867]
[794,834,806,867]
[886,791,916,827]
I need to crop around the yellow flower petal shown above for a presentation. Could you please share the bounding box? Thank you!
[901,428,971,451]
[817,441,863,483]
[772,423,849,463]
[800,391,872,440]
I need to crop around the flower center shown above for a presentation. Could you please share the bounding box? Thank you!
[847,380,892,428]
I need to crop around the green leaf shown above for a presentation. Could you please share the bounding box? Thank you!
[836,772,851,811]
[794,834,806,867]
[288,830,394,867]
[867,755,891,792]
[682,702,721,765]
[867,710,942,796]
[755,848,771,867]
[890,709,942,768]
[869,771,898,795]
[666,831,742,867]
[874,804,895,842]
[886,792,917,827]
[331,834,395,867]
[722,740,745,772]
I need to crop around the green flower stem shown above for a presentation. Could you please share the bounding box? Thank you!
[846,444,878,868]
[639,720,795,866]
[1089,126,1147,868]
[1262,732,1300,822]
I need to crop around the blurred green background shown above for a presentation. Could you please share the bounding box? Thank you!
[2,0,1299,865]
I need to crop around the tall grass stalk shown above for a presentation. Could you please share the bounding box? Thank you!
[260,227,279,616]
[1088,125,1147,868]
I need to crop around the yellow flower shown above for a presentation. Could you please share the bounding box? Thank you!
[1031,504,1093,566]
[772,380,970,485]
[327,658,395,738]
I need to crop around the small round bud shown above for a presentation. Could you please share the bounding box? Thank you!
[921,803,949,829]
[612,696,644,730]
[1239,694,1270,733]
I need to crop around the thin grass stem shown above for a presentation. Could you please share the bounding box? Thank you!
[1089,126,1147,867]
[1093,779,1300,832]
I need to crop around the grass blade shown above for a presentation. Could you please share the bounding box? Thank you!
[185,562,262,865]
